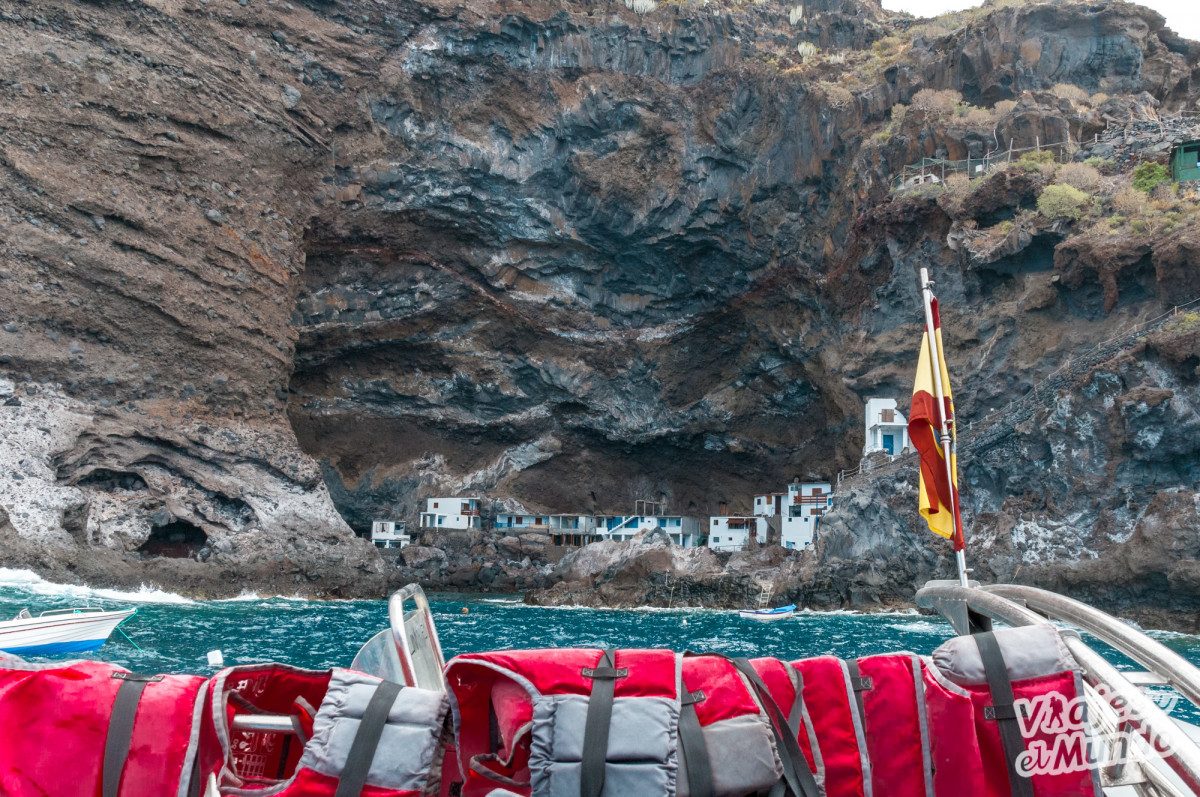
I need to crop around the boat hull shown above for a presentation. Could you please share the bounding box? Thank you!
[738,610,795,622]
[738,604,796,622]
[3,638,109,656]
[0,610,135,656]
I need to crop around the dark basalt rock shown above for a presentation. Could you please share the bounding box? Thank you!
[0,0,1196,617]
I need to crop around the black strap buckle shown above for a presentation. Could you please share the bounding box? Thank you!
[580,657,628,676]
[682,689,706,706]
[984,704,1019,721]
[111,672,164,683]
[851,676,874,692]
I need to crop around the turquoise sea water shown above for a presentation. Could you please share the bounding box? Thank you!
[2,568,1198,722]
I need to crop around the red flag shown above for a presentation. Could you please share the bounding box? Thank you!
[909,298,965,550]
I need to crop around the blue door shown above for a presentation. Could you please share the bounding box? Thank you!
[882,434,895,455]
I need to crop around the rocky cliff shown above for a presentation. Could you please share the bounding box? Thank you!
[1,0,1197,611]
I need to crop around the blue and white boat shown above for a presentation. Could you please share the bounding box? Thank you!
[738,603,796,622]
[0,607,136,655]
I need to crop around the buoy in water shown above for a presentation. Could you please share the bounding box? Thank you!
[460,607,470,615]
[206,649,225,667]
[681,617,689,627]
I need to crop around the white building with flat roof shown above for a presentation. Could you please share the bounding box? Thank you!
[781,481,832,550]
[547,514,598,546]
[419,497,482,532]
[864,397,909,457]
[494,512,551,532]
[493,513,598,547]
[594,513,703,547]
[752,493,786,517]
[707,515,768,552]
[370,520,410,549]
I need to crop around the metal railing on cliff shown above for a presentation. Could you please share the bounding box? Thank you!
[894,138,1075,190]
[834,297,1200,494]
[893,111,1200,191]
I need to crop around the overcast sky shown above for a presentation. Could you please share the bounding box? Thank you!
[881,0,1200,41]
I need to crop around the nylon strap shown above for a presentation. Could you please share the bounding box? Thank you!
[770,673,810,797]
[580,650,624,797]
[728,658,821,797]
[104,673,162,797]
[678,689,715,797]
[974,632,1034,797]
[334,680,404,797]
[186,745,202,797]
[786,675,805,737]
[844,659,872,721]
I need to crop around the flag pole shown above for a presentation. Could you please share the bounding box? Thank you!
[919,267,970,588]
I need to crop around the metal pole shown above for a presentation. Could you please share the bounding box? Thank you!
[919,268,969,587]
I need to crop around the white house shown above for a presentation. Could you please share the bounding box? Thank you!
[594,513,703,547]
[707,515,768,552]
[752,493,786,517]
[494,513,598,546]
[780,481,833,550]
[494,512,551,532]
[419,497,483,532]
[548,514,598,546]
[370,520,410,549]
[864,397,910,457]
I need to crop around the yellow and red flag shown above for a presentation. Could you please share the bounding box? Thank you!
[908,298,965,550]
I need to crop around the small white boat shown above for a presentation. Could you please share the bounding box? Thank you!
[0,607,136,656]
[738,603,796,622]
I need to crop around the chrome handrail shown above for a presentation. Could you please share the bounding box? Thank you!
[388,584,446,690]
[916,582,1200,795]
[983,584,1200,709]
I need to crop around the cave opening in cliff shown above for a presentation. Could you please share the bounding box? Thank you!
[76,468,148,492]
[138,520,208,559]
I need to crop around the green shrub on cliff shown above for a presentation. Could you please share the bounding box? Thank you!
[1037,184,1091,221]
[1017,150,1056,170]
[1171,310,1200,333]
[872,103,908,143]
[911,88,962,114]
[1132,162,1169,194]
[1111,188,1149,217]
[1055,162,1103,192]
[1050,83,1090,103]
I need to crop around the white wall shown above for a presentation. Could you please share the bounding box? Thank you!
[420,497,482,530]
[780,514,816,550]
[864,397,909,456]
[708,516,768,551]
[593,515,702,547]
[781,482,832,550]
[752,494,784,516]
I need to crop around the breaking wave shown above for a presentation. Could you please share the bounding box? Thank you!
[0,568,195,605]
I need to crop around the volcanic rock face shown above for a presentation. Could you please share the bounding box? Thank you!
[0,0,388,595]
[0,0,1198,612]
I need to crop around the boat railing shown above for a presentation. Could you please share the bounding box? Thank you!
[351,585,446,690]
[917,581,1200,795]
[388,585,445,691]
[981,585,1200,710]
[37,607,104,617]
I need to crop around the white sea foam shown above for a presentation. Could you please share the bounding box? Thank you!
[0,568,196,605]
[211,591,324,603]
[886,620,949,634]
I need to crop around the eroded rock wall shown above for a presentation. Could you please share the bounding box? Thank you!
[0,0,1197,609]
